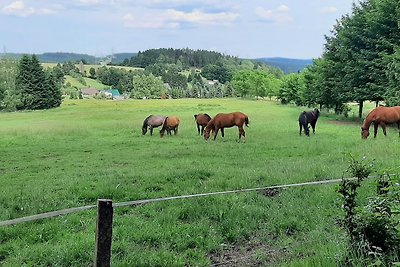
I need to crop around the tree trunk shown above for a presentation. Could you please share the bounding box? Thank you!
[358,101,364,118]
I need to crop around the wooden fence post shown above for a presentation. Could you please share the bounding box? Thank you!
[94,199,113,267]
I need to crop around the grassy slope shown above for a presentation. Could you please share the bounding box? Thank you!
[0,99,398,266]
[64,75,108,89]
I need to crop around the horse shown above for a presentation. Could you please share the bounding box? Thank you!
[142,115,166,135]
[194,113,212,135]
[361,106,400,139]
[298,109,320,136]
[204,112,249,141]
[160,116,180,137]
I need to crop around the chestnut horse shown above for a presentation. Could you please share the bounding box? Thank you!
[194,113,212,135]
[361,106,400,139]
[204,112,249,141]
[298,109,320,136]
[142,115,166,135]
[160,116,180,137]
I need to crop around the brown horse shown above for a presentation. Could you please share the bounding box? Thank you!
[204,112,249,141]
[194,113,212,135]
[361,106,400,139]
[160,116,180,137]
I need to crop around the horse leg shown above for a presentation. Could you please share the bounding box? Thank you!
[221,128,225,140]
[304,125,310,136]
[373,123,379,138]
[150,126,153,136]
[311,122,316,134]
[213,128,219,140]
[380,123,387,136]
[397,122,400,137]
[201,126,205,135]
[197,124,200,135]
[299,122,302,135]
[174,126,178,135]
[238,126,245,142]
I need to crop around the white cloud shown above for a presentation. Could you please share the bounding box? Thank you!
[321,7,338,14]
[1,1,56,16]
[123,9,239,29]
[255,5,293,24]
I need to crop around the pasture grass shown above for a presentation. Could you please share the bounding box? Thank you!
[64,75,109,89]
[0,98,399,266]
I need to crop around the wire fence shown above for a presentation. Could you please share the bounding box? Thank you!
[0,177,359,227]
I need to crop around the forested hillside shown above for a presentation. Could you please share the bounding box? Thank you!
[255,57,313,73]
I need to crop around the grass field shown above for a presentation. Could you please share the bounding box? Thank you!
[64,75,109,90]
[0,98,399,266]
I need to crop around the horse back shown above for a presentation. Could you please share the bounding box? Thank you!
[195,113,211,126]
[165,116,180,128]
[214,112,247,127]
[370,106,400,123]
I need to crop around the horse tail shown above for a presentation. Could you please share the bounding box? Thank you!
[245,116,249,127]
[194,114,197,120]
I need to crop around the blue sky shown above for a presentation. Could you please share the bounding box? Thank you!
[0,0,357,59]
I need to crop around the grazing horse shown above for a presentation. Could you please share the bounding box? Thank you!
[142,115,166,135]
[298,109,320,136]
[160,116,180,137]
[361,106,400,139]
[194,113,212,135]
[204,112,249,141]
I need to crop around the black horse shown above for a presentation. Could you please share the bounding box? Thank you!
[298,109,320,136]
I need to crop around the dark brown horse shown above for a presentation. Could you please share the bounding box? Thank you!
[204,112,249,141]
[142,115,166,135]
[160,116,180,137]
[361,106,400,139]
[194,113,212,135]
[298,109,320,136]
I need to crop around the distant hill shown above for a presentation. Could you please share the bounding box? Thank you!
[39,53,97,64]
[111,53,137,64]
[255,57,313,73]
[0,52,136,65]
[1,51,313,73]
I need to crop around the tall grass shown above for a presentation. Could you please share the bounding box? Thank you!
[0,98,399,266]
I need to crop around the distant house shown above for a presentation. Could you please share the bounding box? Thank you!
[81,88,99,98]
[99,89,122,100]
[207,80,219,85]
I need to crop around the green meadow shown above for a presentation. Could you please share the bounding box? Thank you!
[0,98,399,266]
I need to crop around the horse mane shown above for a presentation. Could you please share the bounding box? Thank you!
[205,119,215,131]
[142,115,153,129]
[204,113,212,120]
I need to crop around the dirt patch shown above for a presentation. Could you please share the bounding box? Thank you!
[210,238,287,266]
[260,188,282,198]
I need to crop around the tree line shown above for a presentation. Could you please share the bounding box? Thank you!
[3,0,398,115]
[278,0,400,117]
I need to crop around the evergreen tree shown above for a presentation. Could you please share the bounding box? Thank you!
[15,55,61,110]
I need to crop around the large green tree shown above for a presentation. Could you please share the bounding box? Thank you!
[318,0,400,117]
[15,55,61,110]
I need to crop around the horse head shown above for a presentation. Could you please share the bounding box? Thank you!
[142,126,148,135]
[203,122,215,140]
[361,127,369,139]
